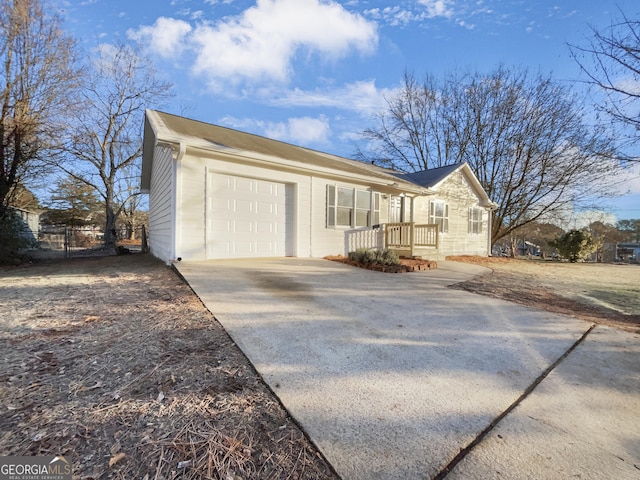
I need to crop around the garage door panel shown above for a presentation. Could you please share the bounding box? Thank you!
[206,173,292,259]
[257,221,275,233]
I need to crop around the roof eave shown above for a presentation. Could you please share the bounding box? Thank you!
[184,142,425,193]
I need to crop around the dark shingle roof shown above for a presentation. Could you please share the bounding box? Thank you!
[397,163,464,188]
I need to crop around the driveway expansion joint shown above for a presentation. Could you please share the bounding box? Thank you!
[432,323,598,480]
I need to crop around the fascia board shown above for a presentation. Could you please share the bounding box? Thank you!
[183,142,425,194]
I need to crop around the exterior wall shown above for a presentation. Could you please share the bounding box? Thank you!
[310,177,390,257]
[174,153,313,260]
[156,149,490,261]
[12,208,40,242]
[148,146,175,263]
[414,170,490,257]
[173,154,391,260]
[175,153,206,260]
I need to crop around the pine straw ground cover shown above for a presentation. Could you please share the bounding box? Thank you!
[0,254,338,480]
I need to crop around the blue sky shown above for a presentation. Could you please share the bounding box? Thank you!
[54,0,640,221]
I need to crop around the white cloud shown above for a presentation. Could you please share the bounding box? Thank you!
[191,0,377,87]
[270,80,397,115]
[286,116,332,144]
[221,115,331,145]
[364,1,453,27]
[129,0,377,91]
[418,0,454,18]
[127,17,192,58]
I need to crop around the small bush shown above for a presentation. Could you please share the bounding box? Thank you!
[348,248,400,266]
[348,248,376,265]
[550,229,597,263]
[375,248,400,266]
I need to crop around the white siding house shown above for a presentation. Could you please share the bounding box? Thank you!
[141,110,496,264]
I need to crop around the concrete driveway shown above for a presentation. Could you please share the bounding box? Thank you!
[175,258,640,480]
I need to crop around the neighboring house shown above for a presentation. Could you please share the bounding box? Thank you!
[141,110,496,264]
[9,206,40,244]
[616,243,640,263]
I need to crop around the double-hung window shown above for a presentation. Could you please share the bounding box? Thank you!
[429,200,449,233]
[327,185,380,228]
[468,207,483,234]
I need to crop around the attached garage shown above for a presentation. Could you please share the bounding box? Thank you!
[205,172,293,259]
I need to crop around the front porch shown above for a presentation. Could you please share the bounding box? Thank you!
[345,222,440,258]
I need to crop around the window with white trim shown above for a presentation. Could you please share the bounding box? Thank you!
[468,207,483,234]
[327,186,380,228]
[429,200,449,233]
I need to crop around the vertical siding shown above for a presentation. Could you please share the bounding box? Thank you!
[148,146,175,263]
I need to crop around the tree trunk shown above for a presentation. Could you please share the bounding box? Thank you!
[104,206,117,250]
[509,235,518,258]
[128,216,136,241]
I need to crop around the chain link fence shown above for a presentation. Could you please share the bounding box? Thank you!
[38,225,148,258]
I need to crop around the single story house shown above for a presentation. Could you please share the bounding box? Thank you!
[141,110,496,264]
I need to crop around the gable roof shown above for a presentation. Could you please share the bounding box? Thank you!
[142,110,495,207]
[395,163,495,207]
[142,110,424,193]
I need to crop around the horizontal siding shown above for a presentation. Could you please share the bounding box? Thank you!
[414,170,490,257]
[295,178,312,257]
[148,146,174,263]
[176,157,206,260]
[310,177,389,257]
[161,152,490,261]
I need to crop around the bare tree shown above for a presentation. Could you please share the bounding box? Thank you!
[359,67,618,244]
[116,162,145,241]
[60,44,172,249]
[0,0,80,213]
[569,11,640,158]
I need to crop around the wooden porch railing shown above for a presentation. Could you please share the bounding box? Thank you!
[385,222,439,255]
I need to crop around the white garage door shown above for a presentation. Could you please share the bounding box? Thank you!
[206,172,293,259]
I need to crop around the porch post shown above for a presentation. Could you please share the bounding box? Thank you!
[410,195,416,257]
[486,207,492,256]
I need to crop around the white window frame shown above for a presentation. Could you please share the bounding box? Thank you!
[429,200,449,233]
[327,185,380,228]
[468,207,483,234]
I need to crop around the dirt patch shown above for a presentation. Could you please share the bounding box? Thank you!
[325,255,437,273]
[0,254,338,480]
[447,256,640,334]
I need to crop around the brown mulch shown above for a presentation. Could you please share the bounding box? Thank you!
[446,255,640,334]
[0,254,338,480]
[324,255,437,273]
